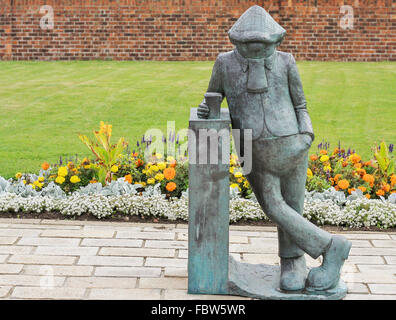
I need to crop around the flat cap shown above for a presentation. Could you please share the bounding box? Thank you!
[228,5,286,44]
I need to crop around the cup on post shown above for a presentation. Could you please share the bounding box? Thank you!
[204,92,222,120]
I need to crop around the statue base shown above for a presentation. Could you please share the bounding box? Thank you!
[227,256,348,300]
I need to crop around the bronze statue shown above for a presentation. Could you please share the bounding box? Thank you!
[197,5,352,293]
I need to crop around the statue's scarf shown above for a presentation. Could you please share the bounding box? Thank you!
[247,58,268,93]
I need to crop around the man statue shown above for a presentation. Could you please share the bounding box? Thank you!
[197,5,352,292]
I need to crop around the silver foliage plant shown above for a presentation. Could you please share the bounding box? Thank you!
[1,176,396,228]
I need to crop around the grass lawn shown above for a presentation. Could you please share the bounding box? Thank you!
[0,60,395,178]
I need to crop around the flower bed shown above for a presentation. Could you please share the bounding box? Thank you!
[1,122,396,228]
[0,185,395,228]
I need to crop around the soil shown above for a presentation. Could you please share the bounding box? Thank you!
[0,211,395,233]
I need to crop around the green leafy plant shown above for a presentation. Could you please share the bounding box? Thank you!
[79,122,127,185]
[374,141,395,177]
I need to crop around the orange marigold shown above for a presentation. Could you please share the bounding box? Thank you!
[337,179,350,190]
[41,162,50,171]
[166,182,177,192]
[319,150,328,155]
[363,174,375,184]
[349,154,361,164]
[382,183,390,193]
[164,167,176,180]
[391,175,396,186]
[354,163,362,169]
[169,160,177,168]
[365,194,371,199]
[334,174,342,182]
[135,159,144,168]
[124,174,132,184]
[348,188,356,195]
[358,186,367,193]
[310,155,318,161]
[376,189,385,196]
[342,161,348,168]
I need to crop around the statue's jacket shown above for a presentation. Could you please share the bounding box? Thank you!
[207,49,314,141]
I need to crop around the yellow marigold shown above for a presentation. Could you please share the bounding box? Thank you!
[230,183,239,189]
[41,162,50,171]
[320,150,328,155]
[67,161,74,169]
[358,186,367,193]
[323,165,332,172]
[70,176,81,184]
[337,179,350,190]
[155,153,163,159]
[243,180,250,188]
[166,182,177,192]
[234,172,243,178]
[155,173,164,181]
[58,166,68,177]
[349,154,361,164]
[237,178,243,183]
[111,165,118,173]
[157,162,166,170]
[147,178,155,184]
[163,167,176,180]
[229,167,235,174]
[38,177,45,182]
[150,165,159,172]
[320,155,329,162]
[310,155,318,161]
[307,168,313,177]
[84,164,91,169]
[55,176,65,184]
[15,172,22,179]
[230,158,237,166]
[166,156,175,162]
[376,189,385,196]
[33,180,44,188]
[124,174,132,184]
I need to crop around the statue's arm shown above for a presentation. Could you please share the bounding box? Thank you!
[207,54,225,96]
[287,54,315,142]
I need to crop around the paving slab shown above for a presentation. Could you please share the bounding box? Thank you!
[0,218,396,300]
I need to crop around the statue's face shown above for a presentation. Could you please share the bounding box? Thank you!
[236,41,277,59]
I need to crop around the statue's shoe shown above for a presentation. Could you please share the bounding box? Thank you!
[305,235,352,291]
[280,255,307,291]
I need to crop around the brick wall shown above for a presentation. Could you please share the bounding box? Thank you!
[0,0,394,61]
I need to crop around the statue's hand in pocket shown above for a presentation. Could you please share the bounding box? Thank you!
[301,133,313,147]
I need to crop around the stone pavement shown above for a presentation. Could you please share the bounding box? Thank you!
[0,217,395,300]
